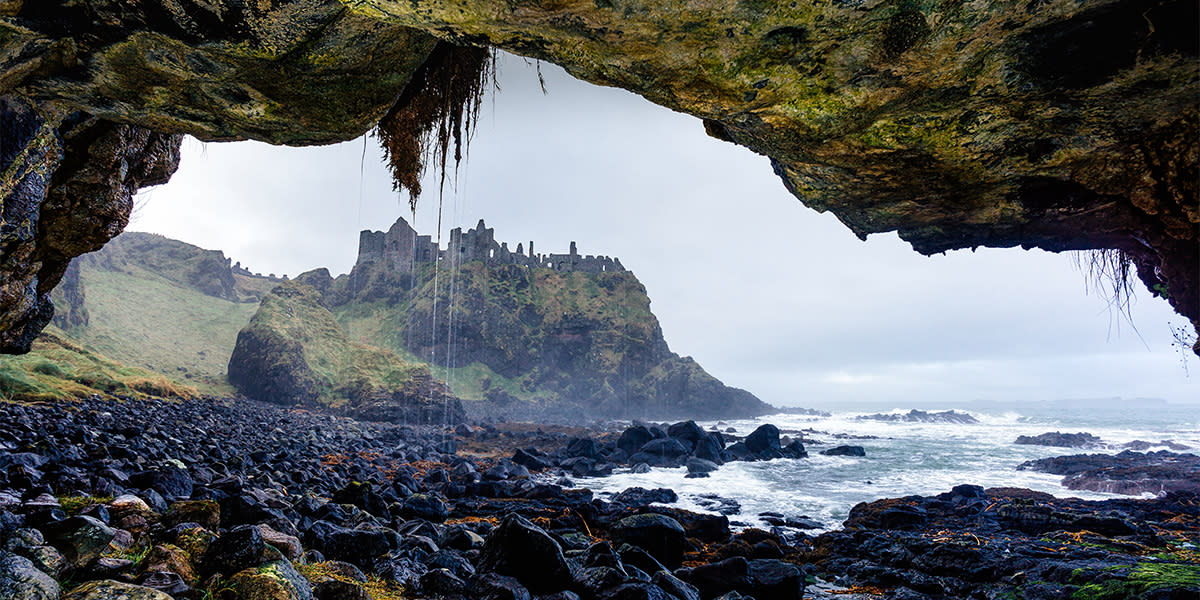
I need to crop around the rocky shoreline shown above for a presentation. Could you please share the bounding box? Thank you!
[0,398,1197,600]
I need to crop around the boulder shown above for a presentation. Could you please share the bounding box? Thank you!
[744,425,781,458]
[637,439,690,463]
[678,556,751,599]
[617,427,655,456]
[469,573,532,600]
[42,516,116,568]
[478,514,574,594]
[228,559,314,600]
[821,446,866,457]
[62,580,173,600]
[401,494,449,522]
[666,422,706,449]
[0,553,60,600]
[610,514,686,569]
[201,525,266,576]
[746,559,805,600]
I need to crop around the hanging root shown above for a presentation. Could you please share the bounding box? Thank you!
[1072,248,1137,319]
[374,43,497,211]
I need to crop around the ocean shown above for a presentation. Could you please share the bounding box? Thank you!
[579,401,1200,531]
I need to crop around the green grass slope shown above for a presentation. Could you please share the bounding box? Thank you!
[0,327,197,402]
[51,232,274,395]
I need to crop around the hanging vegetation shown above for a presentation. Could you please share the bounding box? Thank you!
[374,43,497,211]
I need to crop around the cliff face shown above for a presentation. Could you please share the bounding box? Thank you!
[313,218,774,421]
[0,0,1197,351]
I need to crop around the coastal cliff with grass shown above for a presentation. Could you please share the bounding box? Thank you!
[10,224,769,421]
[234,218,773,421]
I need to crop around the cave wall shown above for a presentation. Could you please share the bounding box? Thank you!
[0,0,1196,352]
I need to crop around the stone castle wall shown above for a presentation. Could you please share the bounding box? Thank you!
[355,217,624,273]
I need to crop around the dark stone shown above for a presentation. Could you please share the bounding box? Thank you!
[421,568,467,596]
[638,439,690,461]
[136,570,191,596]
[1014,432,1103,448]
[201,524,265,576]
[0,552,60,600]
[478,513,574,594]
[677,557,750,599]
[598,582,676,600]
[573,566,626,599]
[41,515,116,568]
[612,488,678,507]
[666,421,706,449]
[686,458,719,475]
[610,513,686,569]
[652,571,700,600]
[402,494,449,522]
[470,572,533,600]
[746,559,805,600]
[744,425,781,457]
[821,445,866,457]
[617,427,655,455]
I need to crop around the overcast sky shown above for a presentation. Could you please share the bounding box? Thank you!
[129,54,1196,409]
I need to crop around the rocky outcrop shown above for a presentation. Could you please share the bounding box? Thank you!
[1,0,1197,350]
[1018,449,1200,495]
[228,280,465,424]
[0,97,181,352]
[1014,431,1103,448]
[856,409,978,424]
[49,258,87,329]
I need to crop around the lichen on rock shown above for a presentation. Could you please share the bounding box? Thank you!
[0,0,1197,351]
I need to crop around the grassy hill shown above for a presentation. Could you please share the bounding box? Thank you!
[0,327,197,402]
[50,232,277,395]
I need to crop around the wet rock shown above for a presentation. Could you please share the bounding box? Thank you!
[0,552,60,600]
[746,559,805,600]
[637,439,690,463]
[686,458,719,475]
[651,571,700,600]
[1018,450,1200,495]
[401,494,449,522]
[612,488,678,507]
[420,567,466,595]
[598,582,676,600]
[134,570,189,596]
[857,410,978,424]
[617,427,655,456]
[469,572,532,600]
[479,513,573,594]
[161,500,220,530]
[201,525,265,576]
[821,446,866,457]
[666,422,706,450]
[42,516,115,568]
[228,559,314,600]
[1014,432,1102,448]
[610,514,686,569]
[62,580,173,599]
[678,556,751,599]
[140,544,195,586]
[574,566,626,599]
[130,466,193,501]
[744,425,781,458]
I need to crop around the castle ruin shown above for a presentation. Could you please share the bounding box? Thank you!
[355,217,625,274]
